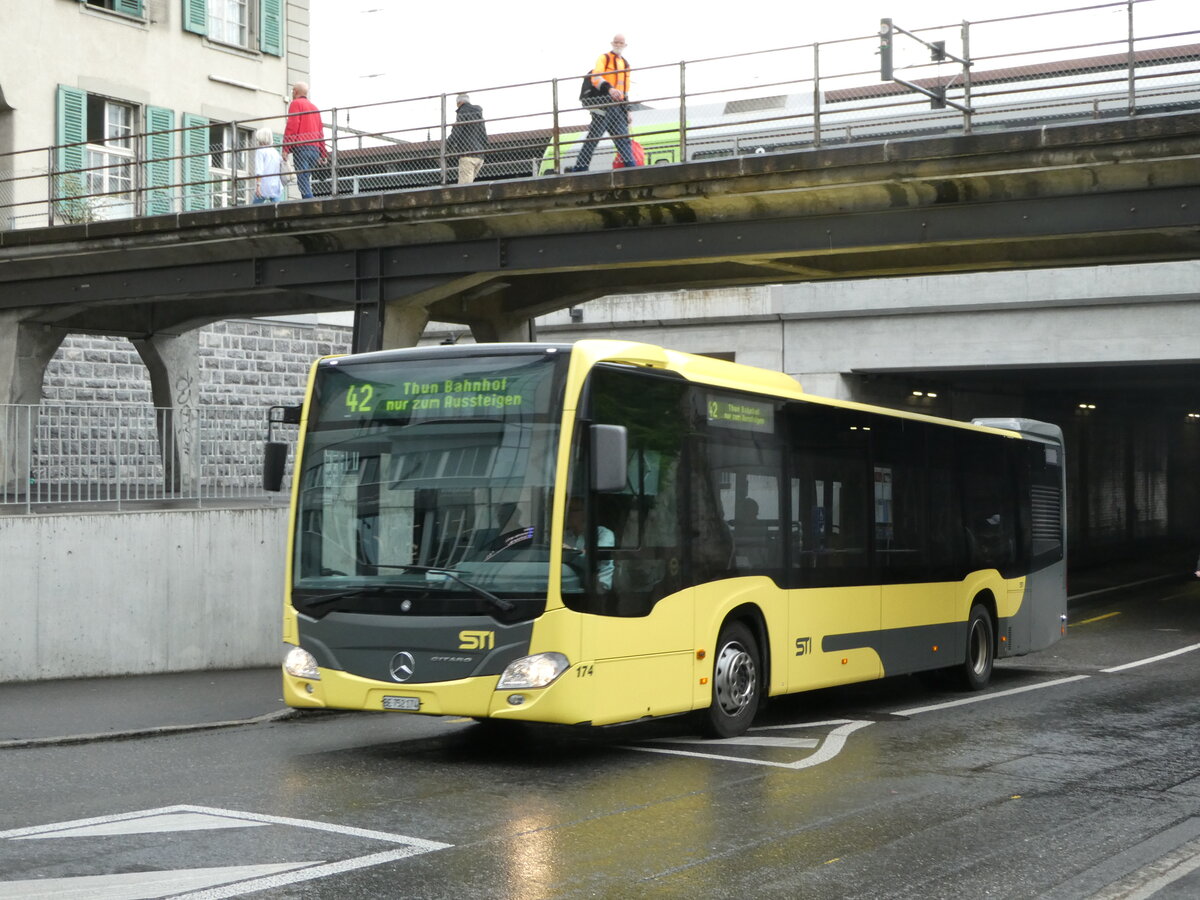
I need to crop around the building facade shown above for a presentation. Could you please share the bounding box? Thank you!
[0,0,310,229]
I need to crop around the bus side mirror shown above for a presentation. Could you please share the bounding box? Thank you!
[263,442,288,492]
[263,403,302,492]
[591,424,627,493]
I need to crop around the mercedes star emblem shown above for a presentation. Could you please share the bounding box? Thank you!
[389,651,416,682]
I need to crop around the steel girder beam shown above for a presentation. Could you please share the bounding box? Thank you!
[4,186,1199,317]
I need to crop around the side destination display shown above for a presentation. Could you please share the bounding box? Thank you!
[706,393,774,433]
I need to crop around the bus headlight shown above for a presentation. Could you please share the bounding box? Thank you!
[497,652,569,689]
[284,646,321,680]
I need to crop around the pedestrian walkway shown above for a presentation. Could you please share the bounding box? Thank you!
[1,550,1194,748]
[0,667,287,748]
[1066,545,1195,598]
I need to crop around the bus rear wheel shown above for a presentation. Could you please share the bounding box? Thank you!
[702,621,761,738]
[956,603,995,691]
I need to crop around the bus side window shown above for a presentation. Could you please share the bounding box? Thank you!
[959,431,1018,572]
[787,403,870,585]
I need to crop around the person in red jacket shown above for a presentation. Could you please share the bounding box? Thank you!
[282,82,327,199]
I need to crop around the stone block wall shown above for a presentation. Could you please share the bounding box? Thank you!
[42,319,353,407]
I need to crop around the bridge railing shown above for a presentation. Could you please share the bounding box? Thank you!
[0,0,1196,232]
[0,402,294,514]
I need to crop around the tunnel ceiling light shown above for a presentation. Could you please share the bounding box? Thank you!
[912,390,924,397]
[1078,403,1097,410]
[1188,412,1200,419]
[927,391,938,398]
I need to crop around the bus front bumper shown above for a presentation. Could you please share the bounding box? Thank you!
[282,663,595,725]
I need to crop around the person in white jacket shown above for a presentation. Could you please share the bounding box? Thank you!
[253,128,283,204]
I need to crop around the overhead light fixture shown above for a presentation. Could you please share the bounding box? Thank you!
[1188,412,1200,419]
[1078,403,1097,410]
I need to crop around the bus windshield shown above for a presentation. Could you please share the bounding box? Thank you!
[292,349,568,616]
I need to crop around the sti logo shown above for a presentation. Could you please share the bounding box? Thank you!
[459,630,495,651]
[795,636,813,657]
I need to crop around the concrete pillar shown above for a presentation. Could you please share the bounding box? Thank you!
[381,300,430,350]
[467,313,536,345]
[794,372,868,403]
[130,332,201,495]
[0,313,66,495]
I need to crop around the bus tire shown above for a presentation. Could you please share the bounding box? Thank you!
[702,621,761,738]
[956,603,995,691]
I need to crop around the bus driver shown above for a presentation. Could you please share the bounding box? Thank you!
[564,497,615,590]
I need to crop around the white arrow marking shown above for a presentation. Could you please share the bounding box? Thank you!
[14,812,267,840]
[0,862,321,900]
[626,719,873,769]
[650,735,820,749]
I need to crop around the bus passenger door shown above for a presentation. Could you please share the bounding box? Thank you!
[570,365,695,726]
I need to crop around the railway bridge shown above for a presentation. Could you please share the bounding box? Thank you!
[2,110,1200,562]
[2,110,1198,402]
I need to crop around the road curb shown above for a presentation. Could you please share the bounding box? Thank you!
[0,708,299,751]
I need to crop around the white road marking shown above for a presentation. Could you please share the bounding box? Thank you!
[174,849,439,900]
[0,805,449,849]
[14,812,267,840]
[1101,642,1200,673]
[895,675,1091,716]
[650,735,819,749]
[0,805,452,900]
[627,720,873,769]
[624,637,1199,770]
[0,862,321,900]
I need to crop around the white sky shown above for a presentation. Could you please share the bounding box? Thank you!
[307,0,1192,134]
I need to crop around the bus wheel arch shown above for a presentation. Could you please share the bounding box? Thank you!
[956,592,997,691]
[701,606,767,738]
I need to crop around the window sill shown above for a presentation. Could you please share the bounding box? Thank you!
[202,37,263,61]
[79,5,148,28]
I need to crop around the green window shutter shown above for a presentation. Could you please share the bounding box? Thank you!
[145,106,175,216]
[182,0,207,35]
[55,85,88,219]
[181,112,211,212]
[259,0,284,56]
[116,0,144,16]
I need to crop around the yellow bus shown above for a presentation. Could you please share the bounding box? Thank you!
[273,340,1066,738]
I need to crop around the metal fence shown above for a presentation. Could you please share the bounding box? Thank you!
[0,403,295,514]
[1,0,1196,231]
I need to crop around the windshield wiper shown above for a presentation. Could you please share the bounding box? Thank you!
[371,563,515,612]
[295,588,417,619]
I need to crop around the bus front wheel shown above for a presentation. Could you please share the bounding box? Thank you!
[702,621,761,738]
[956,603,995,691]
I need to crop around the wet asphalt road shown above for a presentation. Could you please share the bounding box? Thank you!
[1,578,1198,899]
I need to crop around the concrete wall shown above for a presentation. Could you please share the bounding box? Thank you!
[3,507,288,681]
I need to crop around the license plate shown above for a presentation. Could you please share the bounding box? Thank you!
[382,695,420,711]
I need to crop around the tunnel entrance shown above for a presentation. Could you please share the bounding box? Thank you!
[853,362,1200,570]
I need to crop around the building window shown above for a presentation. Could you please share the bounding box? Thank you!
[208,123,254,206]
[85,95,138,219]
[85,0,145,16]
[208,0,252,48]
